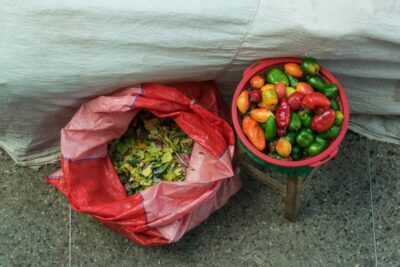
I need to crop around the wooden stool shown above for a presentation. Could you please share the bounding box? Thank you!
[237,148,318,222]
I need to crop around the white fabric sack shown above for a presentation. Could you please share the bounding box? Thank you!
[1,0,399,166]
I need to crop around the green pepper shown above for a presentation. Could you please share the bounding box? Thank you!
[285,132,297,144]
[301,58,320,76]
[306,75,338,98]
[288,112,301,132]
[298,110,312,128]
[285,72,299,87]
[334,111,344,126]
[296,128,315,148]
[305,136,328,156]
[291,145,301,160]
[330,98,340,111]
[318,125,341,139]
[264,116,277,141]
[266,68,289,86]
[270,154,283,160]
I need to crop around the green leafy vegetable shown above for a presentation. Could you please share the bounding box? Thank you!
[108,111,193,195]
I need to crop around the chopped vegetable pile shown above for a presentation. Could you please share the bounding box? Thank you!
[237,58,344,160]
[109,111,193,195]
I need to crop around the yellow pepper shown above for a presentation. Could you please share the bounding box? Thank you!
[262,88,278,106]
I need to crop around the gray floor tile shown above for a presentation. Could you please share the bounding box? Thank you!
[0,153,69,267]
[368,140,400,266]
[68,132,376,267]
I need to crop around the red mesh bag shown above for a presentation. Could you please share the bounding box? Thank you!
[46,81,241,246]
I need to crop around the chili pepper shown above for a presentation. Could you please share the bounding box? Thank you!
[237,90,250,114]
[296,82,314,95]
[288,112,302,132]
[275,82,286,99]
[261,84,275,92]
[285,132,297,144]
[288,92,304,111]
[276,127,287,137]
[311,108,336,133]
[302,92,331,110]
[286,87,296,98]
[284,63,303,78]
[301,58,320,76]
[296,128,315,147]
[276,97,291,129]
[306,75,338,98]
[266,68,289,86]
[305,136,328,156]
[242,116,266,151]
[262,89,278,106]
[334,110,344,126]
[285,72,299,87]
[250,108,274,123]
[248,90,261,103]
[250,75,264,89]
[298,110,313,128]
[264,116,277,141]
[318,125,341,140]
[291,145,301,160]
[330,98,340,111]
[276,137,292,158]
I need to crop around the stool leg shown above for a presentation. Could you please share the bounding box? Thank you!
[285,176,302,222]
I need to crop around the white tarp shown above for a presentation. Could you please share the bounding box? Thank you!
[1,0,400,166]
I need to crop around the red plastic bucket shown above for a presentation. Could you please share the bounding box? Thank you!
[232,57,349,168]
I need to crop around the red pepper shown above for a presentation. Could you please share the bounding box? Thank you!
[276,97,291,129]
[311,108,336,132]
[276,127,287,137]
[301,92,331,110]
[248,90,262,103]
[275,82,286,99]
[287,92,304,111]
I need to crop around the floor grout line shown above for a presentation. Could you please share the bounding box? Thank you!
[366,138,378,267]
[69,206,72,267]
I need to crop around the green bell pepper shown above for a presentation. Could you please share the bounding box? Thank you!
[334,111,344,126]
[264,116,277,141]
[301,58,320,76]
[305,136,328,156]
[298,110,313,128]
[318,125,341,139]
[291,145,301,160]
[330,98,340,111]
[266,68,289,86]
[285,72,299,87]
[288,112,302,132]
[285,132,297,144]
[306,75,338,98]
[296,128,315,148]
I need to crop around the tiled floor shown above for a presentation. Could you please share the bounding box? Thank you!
[0,132,399,266]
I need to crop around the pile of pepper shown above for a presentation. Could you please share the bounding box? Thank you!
[237,58,344,160]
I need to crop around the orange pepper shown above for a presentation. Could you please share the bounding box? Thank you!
[237,90,250,114]
[284,63,303,78]
[249,108,274,123]
[276,137,292,157]
[242,116,266,151]
[250,75,265,89]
